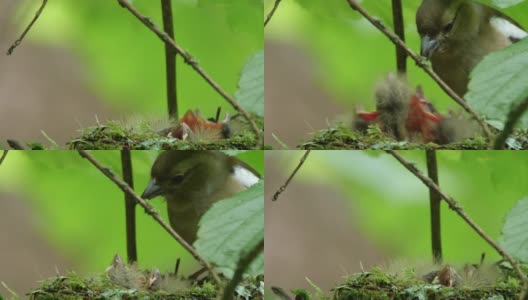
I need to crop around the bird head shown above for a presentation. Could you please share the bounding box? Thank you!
[168,109,231,142]
[416,0,480,59]
[141,151,232,201]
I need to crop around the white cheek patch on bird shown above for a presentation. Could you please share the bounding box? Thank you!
[233,165,260,188]
[490,17,528,43]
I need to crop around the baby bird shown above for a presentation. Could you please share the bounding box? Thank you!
[106,254,161,291]
[354,73,476,144]
[166,109,231,142]
[141,151,260,244]
[416,0,527,96]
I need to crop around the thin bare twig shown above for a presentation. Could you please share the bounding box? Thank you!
[161,0,178,119]
[6,140,25,150]
[215,107,222,123]
[221,238,264,300]
[78,150,221,286]
[7,0,48,55]
[117,0,261,141]
[425,150,442,264]
[264,0,282,27]
[273,150,311,201]
[121,150,137,264]
[271,287,293,300]
[345,0,493,141]
[0,150,8,166]
[494,97,528,150]
[388,150,527,299]
[391,0,406,74]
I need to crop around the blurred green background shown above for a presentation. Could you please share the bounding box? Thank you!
[0,150,263,296]
[27,0,263,115]
[0,0,262,145]
[263,0,528,147]
[265,150,528,297]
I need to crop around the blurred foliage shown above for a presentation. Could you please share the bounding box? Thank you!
[277,150,528,263]
[264,0,528,113]
[0,150,264,276]
[17,0,263,118]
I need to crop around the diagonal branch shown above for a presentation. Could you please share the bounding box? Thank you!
[78,150,221,286]
[273,150,311,201]
[117,0,261,141]
[7,0,48,55]
[388,150,527,299]
[345,0,493,142]
[264,0,282,27]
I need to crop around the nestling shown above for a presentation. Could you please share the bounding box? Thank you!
[354,73,478,144]
[416,0,527,95]
[106,254,192,292]
[159,109,232,142]
[141,151,260,244]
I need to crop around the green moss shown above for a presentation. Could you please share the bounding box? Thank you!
[291,289,311,300]
[29,273,213,300]
[332,268,521,300]
[28,272,263,300]
[67,115,263,150]
[298,123,528,150]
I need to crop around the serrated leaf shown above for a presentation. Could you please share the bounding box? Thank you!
[466,38,528,130]
[499,197,528,262]
[194,181,264,278]
[235,50,264,117]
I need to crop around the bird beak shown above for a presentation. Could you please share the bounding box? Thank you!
[141,179,163,199]
[420,35,439,59]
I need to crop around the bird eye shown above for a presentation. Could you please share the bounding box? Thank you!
[171,175,184,185]
[443,22,453,33]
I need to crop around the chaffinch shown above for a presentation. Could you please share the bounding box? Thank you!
[416,0,527,96]
[141,151,260,244]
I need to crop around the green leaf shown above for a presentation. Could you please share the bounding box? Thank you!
[466,38,528,130]
[235,50,264,117]
[194,181,264,278]
[499,196,528,262]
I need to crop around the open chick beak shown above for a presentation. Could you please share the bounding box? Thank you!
[141,178,163,199]
[420,35,439,59]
